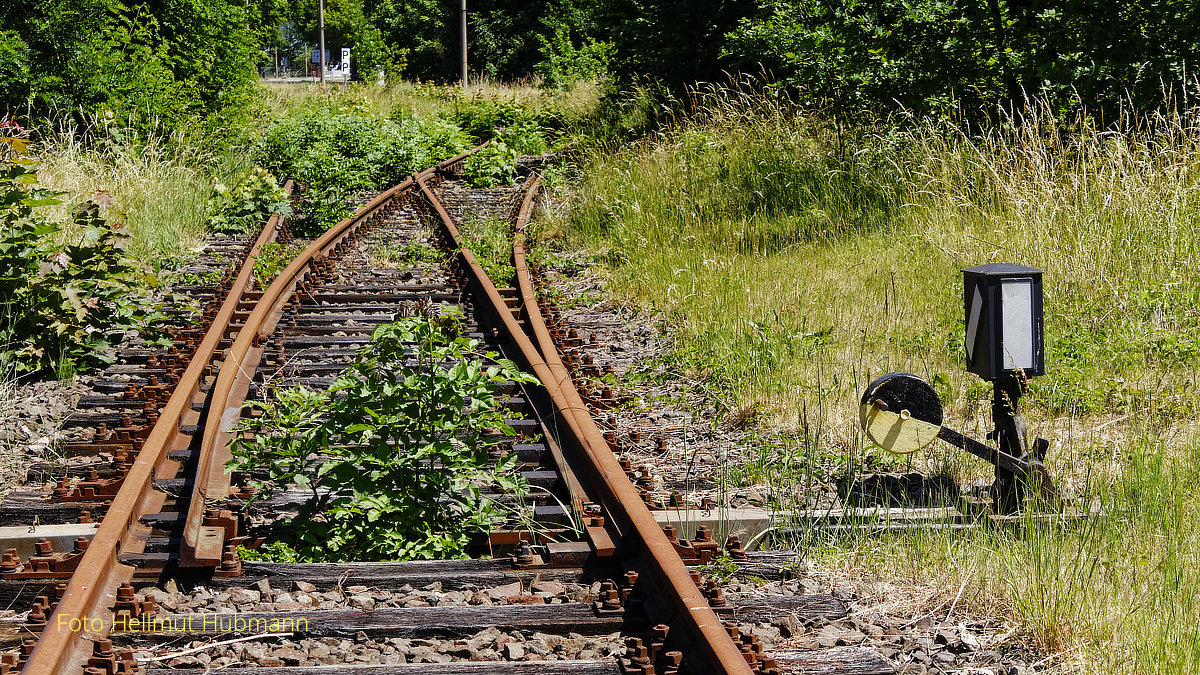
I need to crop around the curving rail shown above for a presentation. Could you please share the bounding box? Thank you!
[421,172,754,674]
[178,151,471,569]
[25,183,292,675]
[27,153,752,674]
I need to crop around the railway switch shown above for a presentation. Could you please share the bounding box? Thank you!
[859,263,1057,514]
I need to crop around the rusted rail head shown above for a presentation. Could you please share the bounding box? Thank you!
[418,173,753,675]
[180,181,409,567]
[24,185,293,675]
[178,148,478,570]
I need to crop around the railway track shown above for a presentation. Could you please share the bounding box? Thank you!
[0,150,893,674]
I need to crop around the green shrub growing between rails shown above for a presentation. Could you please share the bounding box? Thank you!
[0,137,168,375]
[463,119,551,188]
[450,96,552,142]
[206,168,292,234]
[463,138,519,188]
[457,216,516,286]
[228,312,537,561]
[251,241,306,288]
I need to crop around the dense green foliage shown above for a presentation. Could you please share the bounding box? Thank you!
[291,0,393,81]
[463,139,518,188]
[358,0,1200,119]
[1,0,1193,129]
[0,0,276,129]
[725,0,1200,118]
[206,168,292,234]
[461,119,548,188]
[229,313,536,561]
[251,241,305,287]
[257,106,469,233]
[0,139,167,374]
[361,0,736,86]
[557,86,1200,426]
[358,0,729,86]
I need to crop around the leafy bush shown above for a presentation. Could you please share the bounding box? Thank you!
[463,138,519,188]
[258,111,470,235]
[1,0,262,133]
[502,120,550,155]
[535,28,615,89]
[457,217,515,286]
[725,0,1200,119]
[449,95,557,143]
[451,97,530,140]
[461,119,548,188]
[229,312,537,561]
[0,31,31,107]
[206,168,292,234]
[251,241,305,288]
[0,136,167,374]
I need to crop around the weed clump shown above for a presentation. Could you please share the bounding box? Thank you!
[258,109,470,235]
[251,241,306,288]
[0,134,169,375]
[229,312,537,561]
[207,168,291,234]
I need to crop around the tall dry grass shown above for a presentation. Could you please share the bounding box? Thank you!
[35,119,231,264]
[551,84,1200,673]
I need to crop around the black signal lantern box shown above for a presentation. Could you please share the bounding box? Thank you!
[963,263,1045,381]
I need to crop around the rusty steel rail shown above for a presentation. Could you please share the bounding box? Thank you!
[419,173,754,675]
[25,185,292,675]
[179,150,476,569]
[32,156,749,674]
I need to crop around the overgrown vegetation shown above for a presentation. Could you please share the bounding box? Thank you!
[251,241,305,288]
[557,86,1200,429]
[549,83,1200,673]
[791,431,1200,674]
[0,0,270,130]
[372,241,443,268]
[207,168,291,234]
[34,118,235,264]
[457,216,516,286]
[462,138,518,188]
[726,0,1200,119]
[257,105,470,234]
[5,1,1196,666]
[229,312,536,561]
[0,136,167,375]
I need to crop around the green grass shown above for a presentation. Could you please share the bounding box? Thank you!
[262,78,604,140]
[28,79,599,268]
[35,120,252,265]
[0,342,19,494]
[252,241,307,288]
[548,84,1200,673]
[790,428,1200,674]
[458,216,516,286]
[554,86,1200,450]
[373,241,444,268]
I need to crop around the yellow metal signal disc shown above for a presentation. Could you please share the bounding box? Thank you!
[859,403,943,455]
[858,372,945,455]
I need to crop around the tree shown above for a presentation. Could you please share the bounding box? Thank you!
[291,0,391,81]
[1,0,267,129]
[725,0,1200,119]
